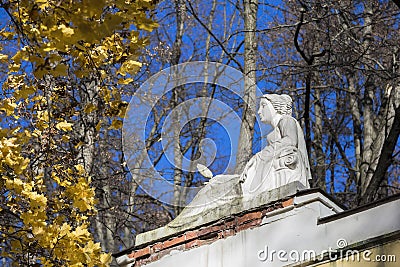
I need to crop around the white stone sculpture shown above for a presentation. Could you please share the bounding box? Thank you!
[240,94,311,196]
[167,94,311,229]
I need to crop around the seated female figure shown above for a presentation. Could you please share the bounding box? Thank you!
[240,94,311,195]
[168,94,311,228]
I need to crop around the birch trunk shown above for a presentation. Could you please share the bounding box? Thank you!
[235,0,258,173]
[172,0,185,215]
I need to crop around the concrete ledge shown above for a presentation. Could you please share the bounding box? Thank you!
[128,199,293,266]
[135,181,306,246]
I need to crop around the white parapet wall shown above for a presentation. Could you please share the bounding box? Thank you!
[115,190,400,267]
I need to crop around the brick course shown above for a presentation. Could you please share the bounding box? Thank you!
[128,198,291,266]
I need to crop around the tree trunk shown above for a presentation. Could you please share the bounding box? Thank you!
[313,88,325,189]
[359,1,375,196]
[172,0,186,215]
[347,74,362,194]
[235,0,258,173]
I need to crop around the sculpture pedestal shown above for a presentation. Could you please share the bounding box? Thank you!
[136,181,306,247]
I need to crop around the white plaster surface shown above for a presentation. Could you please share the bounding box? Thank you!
[129,193,400,267]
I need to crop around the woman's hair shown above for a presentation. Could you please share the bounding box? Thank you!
[262,94,293,116]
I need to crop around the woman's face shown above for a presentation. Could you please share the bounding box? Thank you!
[258,98,275,124]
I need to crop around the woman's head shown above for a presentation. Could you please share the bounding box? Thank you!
[258,98,275,123]
[261,94,293,116]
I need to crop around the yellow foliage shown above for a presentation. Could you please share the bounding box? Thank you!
[56,120,73,132]
[15,86,36,101]
[109,119,123,130]
[65,177,96,212]
[0,99,17,116]
[84,103,97,114]
[0,0,157,265]
[75,164,85,175]
[61,135,71,142]
[58,24,75,37]
[118,59,143,76]
[96,120,103,132]
[118,77,134,85]
[0,53,8,60]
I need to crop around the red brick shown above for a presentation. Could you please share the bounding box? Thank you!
[135,259,144,267]
[185,230,198,241]
[236,219,261,232]
[185,239,199,249]
[282,198,294,207]
[197,225,222,238]
[224,218,237,228]
[261,208,270,216]
[266,204,282,212]
[163,235,185,249]
[155,248,172,260]
[197,227,211,237]
[237,211,262,225]
[159,244,185,257]
[133,246,151,259]
[152,242,163,252]
[149,253,160,262]
[223,229,236,238]
[218,232,224,239]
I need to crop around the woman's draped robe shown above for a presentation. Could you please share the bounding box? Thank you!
[241,115,311,195]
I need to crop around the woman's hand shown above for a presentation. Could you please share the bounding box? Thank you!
[239,156,256,183]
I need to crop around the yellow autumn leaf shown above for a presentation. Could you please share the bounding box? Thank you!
[52,172,71,187]
[26,191,47,210]
[15,86,36,101]
[42,44,56,52]
[56,120,73,131]
[32,226,44,235]
[62,135,70,142]
[4,155,17,167]
[108,119,123,130]
[35,0,49,10]
[9,63,20,72]
[95,120,102,132]
[1,137,19,148]
[75,164,85,175]
[53,63,68,76]
[5,178,24,194]
[70,224,90,240]
[75,141,85,148]
[137,20,159,32]
[58,24,75,37]
[14,158,29,174]
[84,103,97,113]
[117,59,142,76]
[117,77,134,85]
[83,240,101,254]
[0,99,17,116]
[11,49,29,62]
[32,129,41,137]
[0,54,8,60]
[37,110,49,122]
[59,223,72,236]
[100,253,112,265]
[0,31,14,40]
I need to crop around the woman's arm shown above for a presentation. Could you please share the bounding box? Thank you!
[276,116,298,147]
